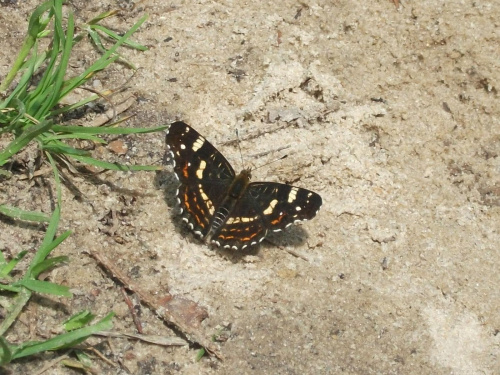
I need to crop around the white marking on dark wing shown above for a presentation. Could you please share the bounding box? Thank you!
[263,199,278,215]
[192,137,205,152]
[196,160,206,179]
[287,187,298,203]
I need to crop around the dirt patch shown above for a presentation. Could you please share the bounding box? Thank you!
[1,1,499,374]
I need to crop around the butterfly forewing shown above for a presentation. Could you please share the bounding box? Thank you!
[166,121,235,237]
[210,182,322,249]
[246,182,322,231]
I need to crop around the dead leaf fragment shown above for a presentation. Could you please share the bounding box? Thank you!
[108,139,128,155]
[161,297,209,329]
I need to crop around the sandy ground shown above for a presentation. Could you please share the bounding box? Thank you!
[1,0,499,374]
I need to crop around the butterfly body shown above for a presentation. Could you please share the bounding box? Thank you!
[166,121,322,250]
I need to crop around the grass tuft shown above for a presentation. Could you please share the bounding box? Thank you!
[0,0,165,367]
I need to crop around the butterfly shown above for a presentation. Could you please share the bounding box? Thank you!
[165,121,322,250]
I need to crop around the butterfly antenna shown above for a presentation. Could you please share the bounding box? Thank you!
[253,154,288,172]
[236,128,245,169]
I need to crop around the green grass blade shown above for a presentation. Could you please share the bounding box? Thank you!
[0,1,52,93]
[0,205,50,223]
[32,2,74,119]
[69,154,163,171]
[88,10,120,25]
[0,285,22,293]
[0,250,29,277]
[0,337,13,366]
[42,142,91,157]
[42,133,105,143]
[46,8,75,116]
[74,349,93,368]
[30,256,69,279]
[59,14,148,100]
[50,124,168,135]
[1,53,37,110]
[59,55,120,98]
[195,348,206,361]
[49,92,100,116]
[0,120,53,166]
[87,26,107,54]
[28,38,61,117]
[91,24,147,50]
[64,310,95,331]
[26,230,72,281]
[24,153,66,280]
[15,279,72,297]
[5,99,28,131]
[10,312,114,360]
[26,1,53,39]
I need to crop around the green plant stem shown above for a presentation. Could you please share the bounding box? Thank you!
[0,2,52,93]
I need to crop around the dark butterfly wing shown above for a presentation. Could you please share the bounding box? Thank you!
[210,197,268,250]
[165,121,235,238]
[246,182,322,231]
[211,182,322,249]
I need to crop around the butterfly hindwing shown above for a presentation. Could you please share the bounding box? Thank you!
[211,194,269,249]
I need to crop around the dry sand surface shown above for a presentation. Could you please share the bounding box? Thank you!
[0,0,499,374]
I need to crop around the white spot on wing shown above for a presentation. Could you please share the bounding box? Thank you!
[198,184,214,215]
[192,136,205,152]
[287,187,298,203]
[196,160,206,179]
[180,144,186,150]
[263,199,279,215]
